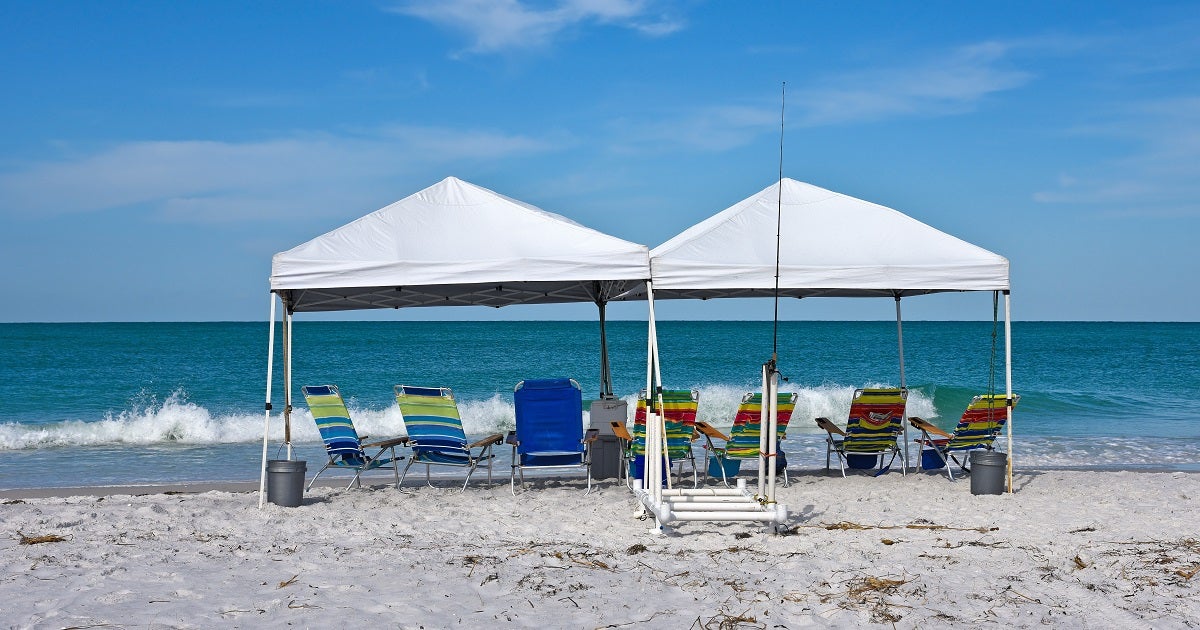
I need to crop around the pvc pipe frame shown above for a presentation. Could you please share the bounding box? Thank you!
[1005,291,1014,493]
[640,281,787,526]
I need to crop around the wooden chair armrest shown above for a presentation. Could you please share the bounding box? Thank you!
[583,428,600,443]
[908,416,952,439]
[470,433,505,449]
[814,417,847,437]
[362,436,409,450]
[610,421,632,442]
[695,421,729,442]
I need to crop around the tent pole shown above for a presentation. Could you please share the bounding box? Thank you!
[1005,291,1014,493]
[258,293,277,509]
[648,281,670,502]
[598,299,613,398]
[895,296,909,472]
[283,305,293,460]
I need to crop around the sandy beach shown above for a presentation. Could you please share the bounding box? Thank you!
[2,469,1198,628]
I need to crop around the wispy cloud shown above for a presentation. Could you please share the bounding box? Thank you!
[603,41,1034,155]
[388,0,683,55]
[1033,97,1200,217]
[792,42,1032,126]
[0,126,560,222]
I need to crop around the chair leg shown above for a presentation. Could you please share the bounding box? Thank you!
[398,458,417,489]
[306,462,333,491]
[511,463,519,496]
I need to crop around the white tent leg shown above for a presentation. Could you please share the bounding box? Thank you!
[258,293,278,509]
[1005,291,1014,493]
[896,297,909,473]
[284,307,293,459]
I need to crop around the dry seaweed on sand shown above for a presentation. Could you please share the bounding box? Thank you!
[18,532,67,545]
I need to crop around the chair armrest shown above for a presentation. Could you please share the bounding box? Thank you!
[814,417,847,437]
[362,436,409,450]
[471,433,505,449]
[583,428,600,443]
[609,421,632,442]
[908,416,952,439]
[505,430,518,446]
[694,421,729,442]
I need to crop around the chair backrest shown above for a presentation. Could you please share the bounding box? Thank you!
[394,385,468,455]
[725,392,798,459]
[843,388,908,453]
[946,393,1021,450]
[302,385,365,463]
[632,389,699,458]
[513,378,584,456]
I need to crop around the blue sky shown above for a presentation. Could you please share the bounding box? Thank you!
[1,1,1197,322]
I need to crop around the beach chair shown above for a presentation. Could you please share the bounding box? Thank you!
[909,394,1020,480]
[815,388,908,477]
[507,378,598,494]
[696,392,798,487]
[301,385,408,490]
[610,420,635,488]
[632,389,700,488]
[394,385,504,491]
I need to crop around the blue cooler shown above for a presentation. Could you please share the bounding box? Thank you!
[707,457,741,479]
[921,448,946,470]
[847,453,877,469]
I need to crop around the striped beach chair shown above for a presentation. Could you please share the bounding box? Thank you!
[394,385,504,491]
[909,393,1020,479]
[301,385,408,490]
[815,388,908,477]
[696,392,798,487]
[632,389,700,487]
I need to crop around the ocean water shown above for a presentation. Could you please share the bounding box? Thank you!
[1,321,1197,489]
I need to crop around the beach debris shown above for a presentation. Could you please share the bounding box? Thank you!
[733,532,752,540]
[626,543,647,555]
[1175,566,1198,580]
[803,521,997,533]
[695,608,763,630]
[1069,526,1097,533]
[1073,555,1089,569]
[18,532,66,545]
[278,574,299,588]
[2,499,25,505]
[881,538,897,545]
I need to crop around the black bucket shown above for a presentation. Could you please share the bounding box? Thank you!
[266,459,307,507]
[969,451,1007,495]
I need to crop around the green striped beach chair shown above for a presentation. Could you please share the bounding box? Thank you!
[815,388,908,477]
[632,389,700,487]
[394,385,504,491]
[301,385,408,490]
[696,392,798,487]
[909,393,1020,480]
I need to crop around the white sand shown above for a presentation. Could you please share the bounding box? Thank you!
[2,470,1198,628]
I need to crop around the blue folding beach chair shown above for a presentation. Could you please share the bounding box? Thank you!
[508,378,598,494]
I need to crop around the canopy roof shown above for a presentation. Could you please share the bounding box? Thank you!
[270,177,651,312]
[649,178,1009,299]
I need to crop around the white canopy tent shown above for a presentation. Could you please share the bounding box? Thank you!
[633,178,1013,529]
[261,176,651,505]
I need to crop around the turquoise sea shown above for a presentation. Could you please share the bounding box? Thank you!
[1,321,1197,489]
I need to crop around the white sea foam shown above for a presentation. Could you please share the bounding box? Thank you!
[0,384,941,450]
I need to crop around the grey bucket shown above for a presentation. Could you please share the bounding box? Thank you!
[266,459,307,507]
[969,451,1007,495]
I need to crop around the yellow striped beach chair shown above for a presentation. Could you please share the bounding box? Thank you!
[696,391,797,486]
[815,388,908,477]
[909,394,1020,479]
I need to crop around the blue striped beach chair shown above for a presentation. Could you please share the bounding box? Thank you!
[815,388,908,477]
[508,378,598,494]
[394,385,504,491]
[301,385,408,490]
[909,393,1020,480]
